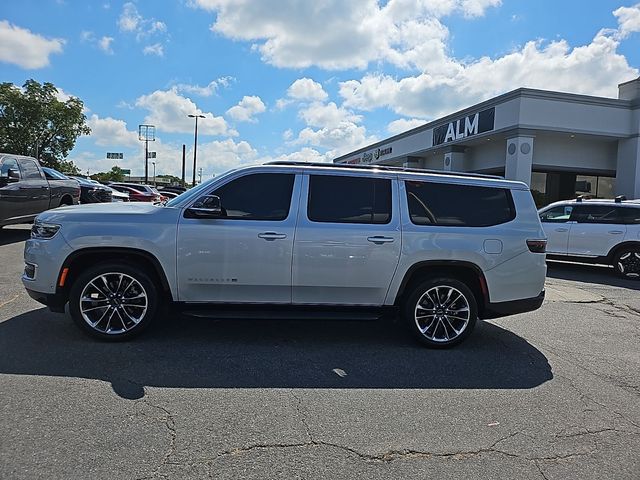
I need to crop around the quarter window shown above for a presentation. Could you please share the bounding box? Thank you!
[211,173,295,221]
[307,175,392,224]
[619,208,640,225]
[405,181,515,227]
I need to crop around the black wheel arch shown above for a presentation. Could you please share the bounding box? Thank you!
[607,241,640,262]
[394,260,488,315]
[57,247,173,304]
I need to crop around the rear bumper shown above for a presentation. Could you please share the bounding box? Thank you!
[25,288,66,313]
[482,290,545,319]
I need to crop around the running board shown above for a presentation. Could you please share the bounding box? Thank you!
[179,305,396,321]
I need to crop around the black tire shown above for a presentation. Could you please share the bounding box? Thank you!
[403,277,478,348]
[59,195,73,207]
[613,247,640,280]
[69,262,160,341]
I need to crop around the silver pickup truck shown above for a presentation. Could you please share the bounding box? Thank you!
[1,153,80,228]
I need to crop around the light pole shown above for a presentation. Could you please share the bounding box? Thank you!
[188,114,205,187]
[138,125,156,184]
[152,161,156,186]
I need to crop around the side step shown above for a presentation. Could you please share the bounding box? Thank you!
[179,304,397,321]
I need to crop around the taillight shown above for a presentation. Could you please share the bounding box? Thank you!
[527,239,547,253]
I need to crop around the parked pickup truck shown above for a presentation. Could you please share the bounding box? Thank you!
[1,153,80,228]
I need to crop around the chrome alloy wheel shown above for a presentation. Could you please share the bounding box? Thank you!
[79,273,148,334]
[414,285,471,343]
[617,250,640,278]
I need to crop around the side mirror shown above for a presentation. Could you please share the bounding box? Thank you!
[185,195,223,219]
[0,168,20,186]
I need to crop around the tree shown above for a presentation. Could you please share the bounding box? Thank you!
[0,79,91,171]
[91,166,126,183]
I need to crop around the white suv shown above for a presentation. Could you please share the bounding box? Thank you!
[22,162,547,347]
[538,198,640,278]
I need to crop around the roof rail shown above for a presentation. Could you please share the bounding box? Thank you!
[265,161,503,180]
[614,195,627,203]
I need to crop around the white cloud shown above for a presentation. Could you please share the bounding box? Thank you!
[0,20,65,69]
[190,0,500,70]
[118,2,142,32]
[269,147,331,163]
[287,78,328,101]
[340,29,639,118]
[282,129,293,141]
[298,102,361,129]
[614,3,640,38]
[98,36,114,54]
[175,76,234,97]
[387,118,425,135]
[135,88,235,136]
[86,114,139,148]
[226,96,266,122]
[143,43,164,56]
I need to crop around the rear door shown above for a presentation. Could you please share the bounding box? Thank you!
[292,172,401,305]
[567,205,627,257]
[539,204,574,255]
[17,157,50,215]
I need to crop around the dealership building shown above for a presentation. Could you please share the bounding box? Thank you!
[334,78,640,206]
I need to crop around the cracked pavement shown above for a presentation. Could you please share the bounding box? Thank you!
[1,226,639,479]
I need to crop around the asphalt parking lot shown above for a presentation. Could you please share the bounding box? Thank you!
[1,224,639,480]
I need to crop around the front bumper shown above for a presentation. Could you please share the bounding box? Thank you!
[25,288,67,313]
[482,290,545,319]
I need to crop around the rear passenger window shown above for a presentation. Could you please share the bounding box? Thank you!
[570,205,622,224]
[212,173,295,221]
[405,181,515,227]
[18,159,43,180]
[308,175,391,224]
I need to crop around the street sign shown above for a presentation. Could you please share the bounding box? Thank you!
[147,152,157,159]
[106,152,123,159]
[121,169,131,175]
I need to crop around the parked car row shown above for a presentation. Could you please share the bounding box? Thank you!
[1,152,188,227]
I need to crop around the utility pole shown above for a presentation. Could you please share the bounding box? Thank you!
[138,125,156,184]
[188,114,205,187]
[181,144,186,187]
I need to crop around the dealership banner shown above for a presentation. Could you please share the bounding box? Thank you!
[432,107,495,146]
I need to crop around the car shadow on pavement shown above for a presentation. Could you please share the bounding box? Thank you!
[0,308,552,400]
[0,227,31,246]
[546,261,640,291]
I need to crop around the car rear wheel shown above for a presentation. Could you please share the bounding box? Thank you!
[404,278,478,348]
[613,247,640,280]
[69,262,160,340]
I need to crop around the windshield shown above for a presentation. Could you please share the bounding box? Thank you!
[164,168,239,208]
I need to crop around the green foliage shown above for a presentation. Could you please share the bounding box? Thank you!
[91,166,126,182]
[0,79,90,171]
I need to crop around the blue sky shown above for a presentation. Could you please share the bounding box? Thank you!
[1,0,639,179]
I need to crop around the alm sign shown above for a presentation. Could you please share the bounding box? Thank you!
[432,107,495,146]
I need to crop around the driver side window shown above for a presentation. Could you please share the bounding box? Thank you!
[211,173,295,221]
[540,205,573,223]
[0,158,20,178]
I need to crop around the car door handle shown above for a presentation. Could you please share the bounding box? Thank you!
[258,232,287,241]
[608,230,624,235]
[554,228,569,232]
[367,236,395,244]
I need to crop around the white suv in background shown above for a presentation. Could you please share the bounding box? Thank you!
[539,198,640,278]
[23,162,547,347]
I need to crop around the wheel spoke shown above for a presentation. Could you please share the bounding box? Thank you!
[414,285,471,342]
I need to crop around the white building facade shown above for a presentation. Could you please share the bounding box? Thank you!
[334,78,640,207]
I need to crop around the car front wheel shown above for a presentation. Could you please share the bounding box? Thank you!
[69,262,160,340]
[614,247,640,280]
[404,278,478,348]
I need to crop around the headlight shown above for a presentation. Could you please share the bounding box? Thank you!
[31,222,61,239]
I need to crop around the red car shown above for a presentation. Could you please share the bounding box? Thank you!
[110,185,162,202]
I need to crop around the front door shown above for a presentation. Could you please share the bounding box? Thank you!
[292,173,401,305]
[17,157,50,216]
[177,172,300,303]
[539,204,574,255]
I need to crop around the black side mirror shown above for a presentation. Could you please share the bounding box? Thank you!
[185,195,223,219]
[0,168,20,186]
